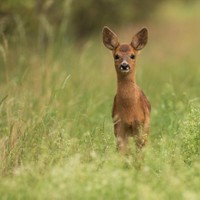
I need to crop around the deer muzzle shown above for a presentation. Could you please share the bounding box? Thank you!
[120,60,130,73]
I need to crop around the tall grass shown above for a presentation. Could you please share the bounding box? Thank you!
[0,3,200,199]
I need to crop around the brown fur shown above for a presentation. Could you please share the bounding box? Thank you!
[103,26,151,154]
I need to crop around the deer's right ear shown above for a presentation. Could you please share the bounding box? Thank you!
[102,26,119,50]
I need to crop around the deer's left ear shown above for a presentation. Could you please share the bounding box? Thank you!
[131,28,148,50]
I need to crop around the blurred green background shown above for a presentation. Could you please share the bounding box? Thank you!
[0,0,198,41]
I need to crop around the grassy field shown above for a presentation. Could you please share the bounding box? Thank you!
[0,2,200,200]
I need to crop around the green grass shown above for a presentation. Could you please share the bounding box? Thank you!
[1,5,200,199]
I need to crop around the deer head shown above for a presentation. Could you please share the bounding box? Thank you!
[102,26,148,76]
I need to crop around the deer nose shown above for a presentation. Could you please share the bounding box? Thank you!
[121,60,129,68]
[120,61,130,71]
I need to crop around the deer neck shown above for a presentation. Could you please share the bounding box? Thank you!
[117,72,137,100]
[116,73,139,124]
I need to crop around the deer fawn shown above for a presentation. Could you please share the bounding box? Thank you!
[102,26,151,154]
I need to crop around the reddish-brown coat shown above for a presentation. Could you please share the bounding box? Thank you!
[103,26,151,154]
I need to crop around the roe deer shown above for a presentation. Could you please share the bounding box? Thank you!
[102,26,151,154]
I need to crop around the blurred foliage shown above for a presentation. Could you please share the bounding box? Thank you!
[178,104,200,164]
[0,0,198,42]
[0,0,165,41]
[0,0,71,45]
[68,0,166,38]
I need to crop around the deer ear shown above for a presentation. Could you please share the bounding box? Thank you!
[102,26,119,50]
[131,28,148,50]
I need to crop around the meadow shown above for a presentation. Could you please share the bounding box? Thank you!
[0,2,200,200]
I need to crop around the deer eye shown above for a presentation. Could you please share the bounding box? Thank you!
[114,54,120,60]
[130,54,135,59]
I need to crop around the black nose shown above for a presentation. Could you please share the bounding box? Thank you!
[120,62,130,70]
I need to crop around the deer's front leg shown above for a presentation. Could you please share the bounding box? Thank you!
[114,121,129,154]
